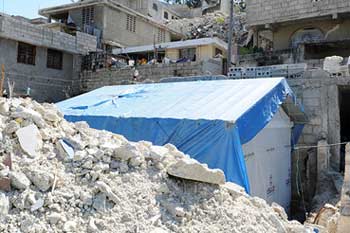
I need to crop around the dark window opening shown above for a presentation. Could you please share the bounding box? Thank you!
[305,42,350,60]
[152,3,158,11]
[339,86,350,172]
[47,49,63,70]
[163,11,169,19]
[215,48,223,56]
[179,48,196,61]
[17,42,36,65]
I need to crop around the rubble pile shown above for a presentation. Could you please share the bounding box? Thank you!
[305,170,343,233]
[0,97,314,232]
[165,12,247,44]
[308,203,340,233]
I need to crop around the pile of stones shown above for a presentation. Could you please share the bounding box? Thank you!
[0,97,318,232]
[165,12,247,44]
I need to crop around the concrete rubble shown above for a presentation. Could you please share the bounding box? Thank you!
[165,12,247,44]
[0,97,317,232]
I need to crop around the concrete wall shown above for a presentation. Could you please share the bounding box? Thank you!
[166,48,179,60]
[271,19,350,50]
[68,5,105,31]
[80,59,223,92]
[146,0,180,21]
[165,44,226,61]
[337,143,350,233]
[288,72,341,168]
[102,5,171,46]
[0,15,97,54]
[0,38,81,103]
[286,71,350,213]
[246,0,350,26]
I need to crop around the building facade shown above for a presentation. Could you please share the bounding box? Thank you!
[39,0,183,51]
[0,14,97,102]
[246,0,350,65]
[114,37,227,62]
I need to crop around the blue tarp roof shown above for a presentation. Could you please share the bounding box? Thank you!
[57,78,306,193]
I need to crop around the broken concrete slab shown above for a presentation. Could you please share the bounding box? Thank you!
[26,169,54,192]
[167,158,225,184]
[9,171,31,190]
[16,124,43,158]
[0,100,9,115]
[95,181,120,204]
[4,120,20,135]
[30,198,44,212]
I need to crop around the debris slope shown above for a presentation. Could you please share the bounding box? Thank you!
[0,97,312,232]
[165,12,247,44]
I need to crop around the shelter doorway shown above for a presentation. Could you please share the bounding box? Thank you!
[338,86,350,172]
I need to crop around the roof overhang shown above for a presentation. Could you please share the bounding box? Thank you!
[248,12,350,30]
[113,37,228,55]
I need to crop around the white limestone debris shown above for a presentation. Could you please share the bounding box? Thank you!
[0,97,319,232]
[167,157,226,184]
[9,171,31,190]
[165,11,247,44]
[16,124,42,158]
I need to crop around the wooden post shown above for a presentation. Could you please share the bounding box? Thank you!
[0,64,4,97]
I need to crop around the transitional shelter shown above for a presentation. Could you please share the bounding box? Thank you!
[57,78,307,208]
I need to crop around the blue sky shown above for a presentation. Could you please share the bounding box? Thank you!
[0,0,72,19]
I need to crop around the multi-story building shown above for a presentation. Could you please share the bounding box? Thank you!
[0,13,97,102]
[39,0,184,51]
[246,0,350,66]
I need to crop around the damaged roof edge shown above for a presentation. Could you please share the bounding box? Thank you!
[38,0,184,38]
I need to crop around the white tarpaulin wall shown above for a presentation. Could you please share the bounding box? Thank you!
[243,108,293,210]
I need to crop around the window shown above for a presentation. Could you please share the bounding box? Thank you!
[17,42,36,65]
[179,48,196,61]
[82,7,95,25]
[158,29,166,43]
[47,49,63,70]
[126,14,136,32]
[215,48,223,56]
[163,11,169,19]
[152,3,158,11]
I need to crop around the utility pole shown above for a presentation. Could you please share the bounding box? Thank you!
[227,0,234,73]
[0,64,5,97]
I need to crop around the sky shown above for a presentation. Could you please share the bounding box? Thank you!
[0,0,72,19]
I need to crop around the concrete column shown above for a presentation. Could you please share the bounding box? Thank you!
[337,143,350,232]
[317,140,329,180]
[253,29,259,48]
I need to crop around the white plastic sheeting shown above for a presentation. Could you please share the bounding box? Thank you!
[243,108,293,210]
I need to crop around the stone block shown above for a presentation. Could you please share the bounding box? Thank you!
[167,158,225,185]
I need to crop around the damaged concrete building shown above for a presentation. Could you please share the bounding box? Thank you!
[0,13,97,102]
[238,0,350,219]
[246,0,350,67]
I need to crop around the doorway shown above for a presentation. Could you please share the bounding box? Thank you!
[338,86,350,172]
